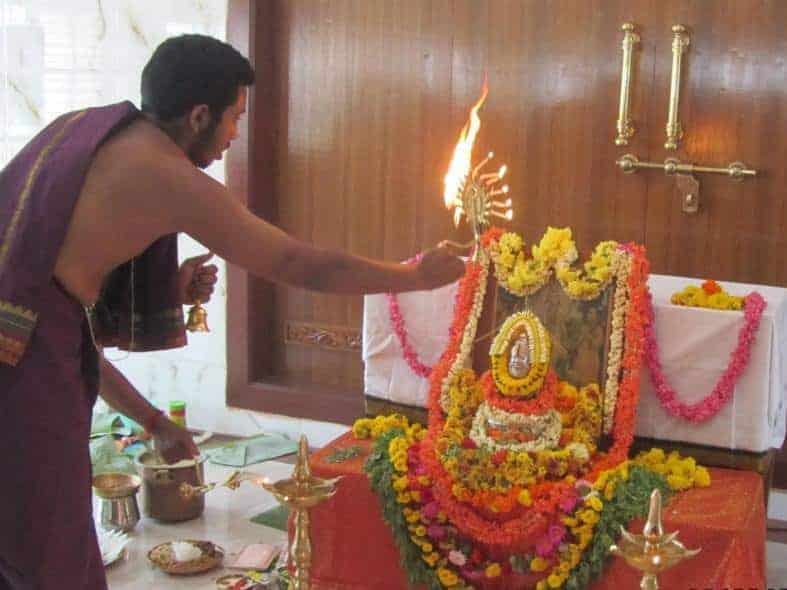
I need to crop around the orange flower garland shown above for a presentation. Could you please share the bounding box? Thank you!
[482,369,558,415]
[588,243,649,479]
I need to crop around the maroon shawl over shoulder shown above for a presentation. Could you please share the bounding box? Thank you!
[0,101,186,366]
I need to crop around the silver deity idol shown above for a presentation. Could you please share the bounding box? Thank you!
[508,333,531,377]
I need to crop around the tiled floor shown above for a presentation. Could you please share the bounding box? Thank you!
[768,540,787,588]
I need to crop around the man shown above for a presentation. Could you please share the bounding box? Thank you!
[0,35,464,589]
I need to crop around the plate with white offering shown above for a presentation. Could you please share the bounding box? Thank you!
[147,539,224,575]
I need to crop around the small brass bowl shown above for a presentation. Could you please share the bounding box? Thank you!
[92,472,142,499]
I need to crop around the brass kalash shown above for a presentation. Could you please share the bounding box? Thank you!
[179,436,340,590]
[610,488,700,590]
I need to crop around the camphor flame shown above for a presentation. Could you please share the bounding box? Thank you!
[443,81,489,210]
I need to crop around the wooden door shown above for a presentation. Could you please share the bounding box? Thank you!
[226,1,787,439]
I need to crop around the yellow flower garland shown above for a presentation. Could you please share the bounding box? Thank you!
[670,281,744,311]
[488,227,618,301]
[356,407,711,588]
[555,240,618,301]
[352,414,423,442]
[436,374,602,496]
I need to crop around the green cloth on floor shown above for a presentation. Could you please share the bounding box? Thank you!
[250,505,290,530]
[90,412,142,438]
[89,435,137,475]
[207,434,298,467]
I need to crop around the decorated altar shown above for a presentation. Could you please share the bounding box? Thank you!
[298,227,773,589]
[289,88,778,589]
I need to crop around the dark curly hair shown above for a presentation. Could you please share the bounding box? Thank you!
[141,34,254,121]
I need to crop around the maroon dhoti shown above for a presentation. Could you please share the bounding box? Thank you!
[0,280,105,589]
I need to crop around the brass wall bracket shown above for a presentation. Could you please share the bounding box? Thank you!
[615,23,640,146]
[616,154,756,179]
[616,154,757,214]
[665,25,690,150]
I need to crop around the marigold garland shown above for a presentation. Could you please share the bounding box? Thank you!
[438,250,490,413]
[482,369,557,415]
[487,227,618,301]
[586,243,649,479]
[670,279,744,310]
[488,310,552,397]
[409,236,649,551]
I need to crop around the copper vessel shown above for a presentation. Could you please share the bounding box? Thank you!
[134,452,206,522]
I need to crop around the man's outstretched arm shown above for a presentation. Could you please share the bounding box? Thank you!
[165,163,465,294]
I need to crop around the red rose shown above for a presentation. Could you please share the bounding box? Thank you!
[491,450,508,466]
[461,437,478,449]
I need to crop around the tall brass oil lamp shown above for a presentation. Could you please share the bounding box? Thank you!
[609,488,700,590]
[260,436,340,590]
[180,436,340,590]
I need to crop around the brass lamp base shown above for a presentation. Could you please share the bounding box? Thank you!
[610,489,700,590]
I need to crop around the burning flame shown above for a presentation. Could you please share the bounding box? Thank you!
[443,81,489,209]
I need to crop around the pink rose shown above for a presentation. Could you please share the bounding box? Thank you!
[421,501,440,520]
[535,538,554,558]
[448,550,467,567]
[558,492,579,513]
[460,567,484,583]
[427,524,446,541]
[548,524,566,544]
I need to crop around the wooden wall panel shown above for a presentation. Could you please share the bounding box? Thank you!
[227,0,787,427]
[641,1,787,284]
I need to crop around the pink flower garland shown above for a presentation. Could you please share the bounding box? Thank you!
[644,290,766,422]
[386,253,434,378]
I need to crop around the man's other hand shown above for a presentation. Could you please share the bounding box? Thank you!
[151,415,200,464]
[415,242,466,290]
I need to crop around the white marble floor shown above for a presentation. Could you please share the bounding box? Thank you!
[768,540,787,588]
[101,459,290,589]
[768,490,787,589]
